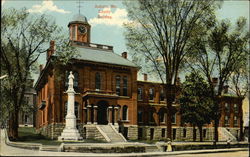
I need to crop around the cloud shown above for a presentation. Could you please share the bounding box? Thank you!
[2,0,6,5]
[27,0,70,14]
[89,7,130,27]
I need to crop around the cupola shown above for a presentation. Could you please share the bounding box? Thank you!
[68,14,91,43]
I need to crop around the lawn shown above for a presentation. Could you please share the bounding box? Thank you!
[16,127,62,145]
[15,127,107,145]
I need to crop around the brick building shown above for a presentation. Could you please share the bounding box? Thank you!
[35,14,243,141]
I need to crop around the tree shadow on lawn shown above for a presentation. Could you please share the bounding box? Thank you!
[11,127,62,145]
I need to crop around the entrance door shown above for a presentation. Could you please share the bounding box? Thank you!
[97,101,109,125]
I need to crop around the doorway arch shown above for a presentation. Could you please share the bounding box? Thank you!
[97,100,109,125]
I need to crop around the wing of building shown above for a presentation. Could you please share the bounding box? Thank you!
[34,13,245,142]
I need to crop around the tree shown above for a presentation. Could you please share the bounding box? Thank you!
[180,72,213,142]
[0,8,77,139]
[185,17,249,142]
[124,0,220,139]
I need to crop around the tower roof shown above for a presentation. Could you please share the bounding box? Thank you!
[68,14,88,26]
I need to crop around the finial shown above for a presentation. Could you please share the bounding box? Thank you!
[77,0,82,15]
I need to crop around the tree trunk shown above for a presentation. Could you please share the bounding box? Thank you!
[166,84,175,140]
[239,115,244,141]
[198,125,203,142]
[8,109,19,140]
[193,124,196,141]
[214,118,219,142]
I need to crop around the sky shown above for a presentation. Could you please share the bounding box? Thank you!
[2,0,249,81]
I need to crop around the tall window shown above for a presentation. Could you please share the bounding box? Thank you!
[183,128,187,138]
[116,75,121,96]
[123,76,128,96]
[138,110,143,123]
[172,113,176,124]
[149,110,154,122]
[122,105,128,120]
[159,110,165,123]
[225,103,230,113]
[234,104,238,113]
[95,72,101,90]
[149,88,154,100]
[72,25,76,40]
[65,71,79,90]
[138,87,143,100]
[160,88,165,101]
[225,116,229,126]
[234,116,238,126]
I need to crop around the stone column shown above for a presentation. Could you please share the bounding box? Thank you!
[83,107,87,124]
[114,106,119,125]
[93,105,98,124]
[108,106,113,124]
[58,71,82,141]
[87,104,92,124]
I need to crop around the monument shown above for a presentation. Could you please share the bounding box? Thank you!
[58,71,82,141]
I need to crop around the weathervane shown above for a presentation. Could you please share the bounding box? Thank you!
[77,0,82,15]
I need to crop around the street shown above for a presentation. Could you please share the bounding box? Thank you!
[1,129,249,156]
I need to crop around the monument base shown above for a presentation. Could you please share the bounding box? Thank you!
[58,128,83,141]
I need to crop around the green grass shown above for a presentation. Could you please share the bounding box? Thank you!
[15,127,107,145]
[16,127,62,145]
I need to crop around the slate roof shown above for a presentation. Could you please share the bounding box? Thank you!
[73,46,138,68]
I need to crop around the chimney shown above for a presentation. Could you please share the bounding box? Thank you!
[47,40,55,60]
[143,73,147,81]
[122,52,127,59]
[39,64,44,73]
[50,40,55,54]
[223,85,229,94]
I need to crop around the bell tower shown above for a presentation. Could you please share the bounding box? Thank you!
[68,14,91,43]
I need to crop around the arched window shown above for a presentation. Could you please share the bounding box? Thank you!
[171,113,176,124]
[95,72,101,90]
[149,88,154,100]
[149,109,154,122]
[72,25,76,40]
[116,75,121,96]
[160,88,165,101]
[123,76,128,96]
[64,101,79,119]
[138,110,143,123]
[159,110,165,123]
[234,104,238,113]
[225,115,229,126]
[122,105,128,120]
[225,103,230,113]
[138,87,143,100]
[65,71,79,90]
[234,116,238,126]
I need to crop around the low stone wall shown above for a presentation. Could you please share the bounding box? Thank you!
[62,144,145,153]
[37,123,86,140]
[127,125,138,140]
[136,126,216,141]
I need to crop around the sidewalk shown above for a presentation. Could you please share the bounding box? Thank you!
[1,129,248,156]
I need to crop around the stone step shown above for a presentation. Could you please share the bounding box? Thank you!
[40,146,60,152]
[145,145,160,152]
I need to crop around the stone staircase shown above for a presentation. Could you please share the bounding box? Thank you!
[98,125,126,143]
[218,127,237,141]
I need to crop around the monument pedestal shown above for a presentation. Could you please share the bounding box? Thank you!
[58,71,83,141]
